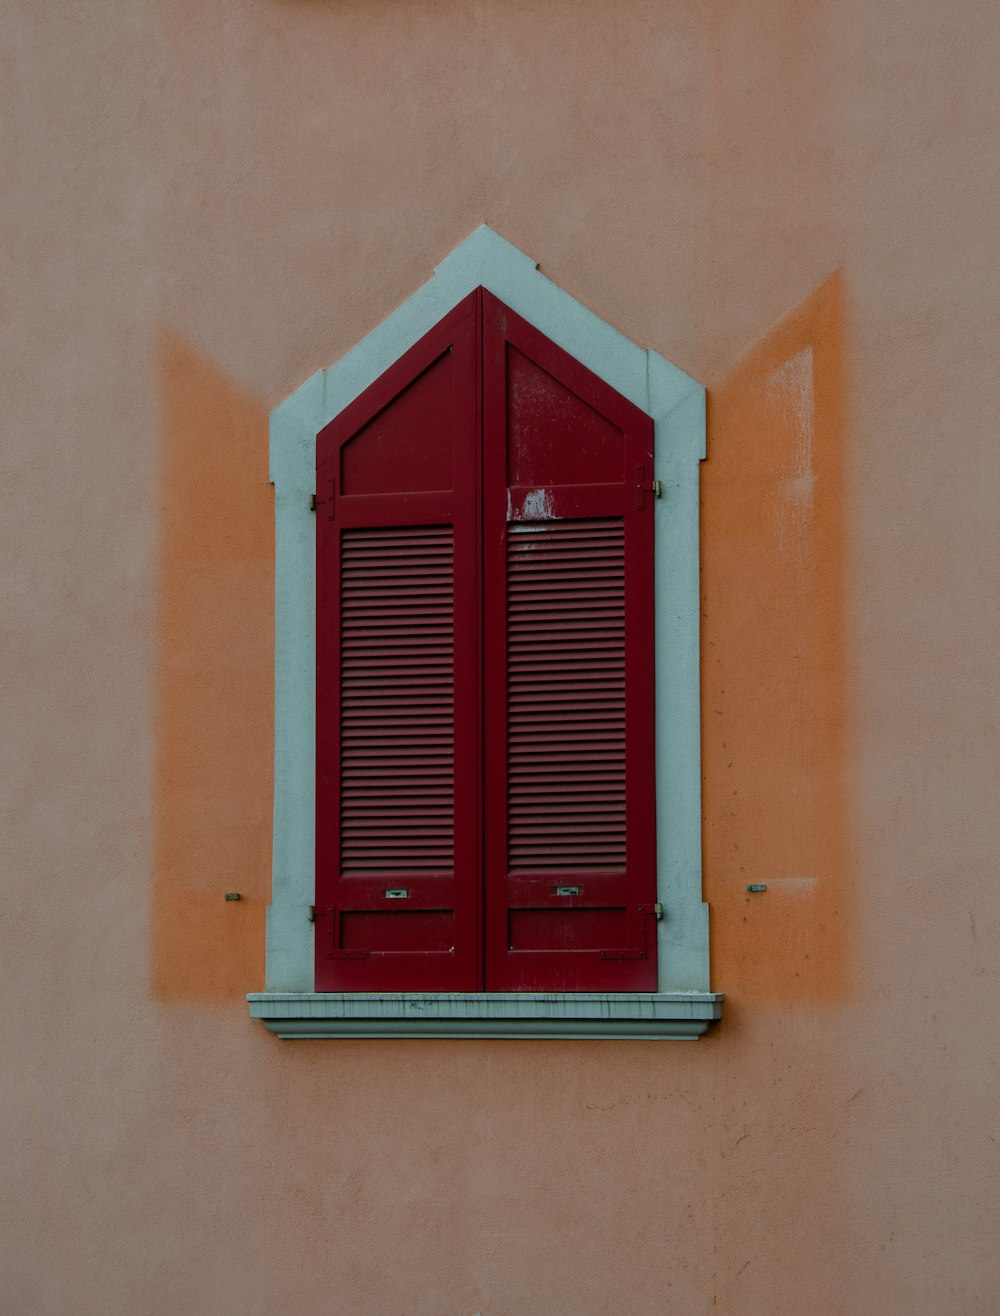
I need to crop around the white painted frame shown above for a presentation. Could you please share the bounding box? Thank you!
[250,226,720,1038]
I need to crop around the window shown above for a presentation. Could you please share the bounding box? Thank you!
[250,226,721,1037]
[317,288,657,993]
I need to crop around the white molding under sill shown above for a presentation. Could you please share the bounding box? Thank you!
[248,992,723,1040]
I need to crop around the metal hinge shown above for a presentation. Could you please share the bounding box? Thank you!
[635,464,663,509]
[311,474,336,515]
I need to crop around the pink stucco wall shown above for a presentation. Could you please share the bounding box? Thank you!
[3,1,1000,1312]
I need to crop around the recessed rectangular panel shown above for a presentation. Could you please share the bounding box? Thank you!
[340,910,455,954]
[508,907,629,952]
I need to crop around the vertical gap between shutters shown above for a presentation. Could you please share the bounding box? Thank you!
[474,287,485,987]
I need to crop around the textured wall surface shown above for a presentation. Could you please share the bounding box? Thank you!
[3,0,1000,1312]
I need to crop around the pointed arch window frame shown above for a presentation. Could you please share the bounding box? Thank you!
[249,226,721,1038]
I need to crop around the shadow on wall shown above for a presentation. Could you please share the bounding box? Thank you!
[152,331,272,1001]
[702,271,852,1004]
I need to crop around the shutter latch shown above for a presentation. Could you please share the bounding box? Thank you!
[635,464,662,509]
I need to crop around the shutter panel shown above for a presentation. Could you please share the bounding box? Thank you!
[482,292,658,991]
[315,294,481,990]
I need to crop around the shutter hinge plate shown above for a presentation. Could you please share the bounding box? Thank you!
[635,464,663,509]
[311,475,336,516]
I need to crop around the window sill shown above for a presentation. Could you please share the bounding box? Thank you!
[247,991,723,1039]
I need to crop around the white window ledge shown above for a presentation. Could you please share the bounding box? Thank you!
[248,992,723,1040]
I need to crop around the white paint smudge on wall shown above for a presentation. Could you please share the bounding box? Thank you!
[766,345,815,555]
[763,345,817,802]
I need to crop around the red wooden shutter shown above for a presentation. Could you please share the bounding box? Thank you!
[481,292,658,991]
[315,294,481,990]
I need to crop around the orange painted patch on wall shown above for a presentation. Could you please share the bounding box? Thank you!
[152,331,272,1001]
[702,272,852,1003]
